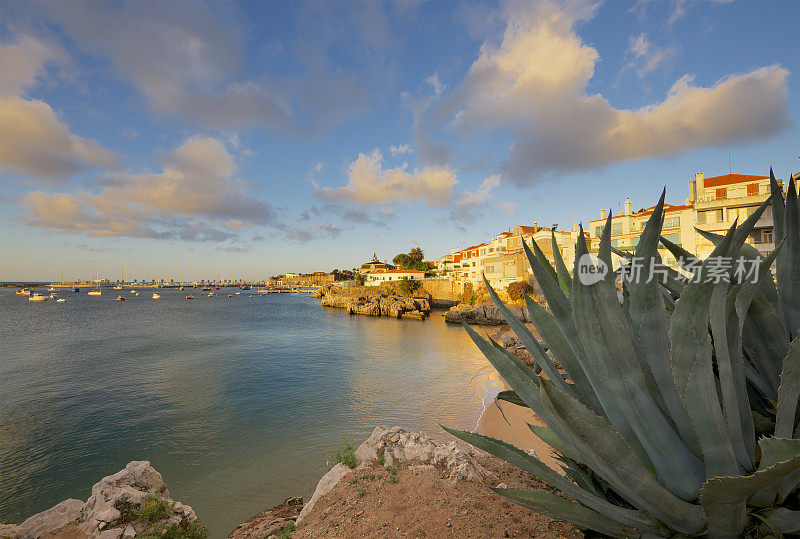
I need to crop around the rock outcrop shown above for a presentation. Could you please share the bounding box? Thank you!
[318,287,431,320]
[8,461,198,539]
[229,496,303,539]
[295,426,493,528]
[445,303,530,325]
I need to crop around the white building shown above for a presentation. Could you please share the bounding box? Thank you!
[364,269,426,286]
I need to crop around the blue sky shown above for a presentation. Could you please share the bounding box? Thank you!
[1,0,798,282]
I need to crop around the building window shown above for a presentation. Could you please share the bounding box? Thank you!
[716,188,727,199]
[663,216,680,228]
[715,209,724,222]
[611,223,623,236]
[631,237,639,248]
[610,240,619,248]
[663,233,681,246]
[747,183,759,196]
[763,230,773,244]
[594,226,603,238]
[698,211,707,225]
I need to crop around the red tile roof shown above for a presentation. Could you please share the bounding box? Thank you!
[703,173,769,188]
[514,225,539,234]
[369,269,426,274]
[634,203,693,217]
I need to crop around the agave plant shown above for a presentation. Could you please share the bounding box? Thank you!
[446,170,800,537]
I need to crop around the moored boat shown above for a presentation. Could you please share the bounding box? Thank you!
[116,296,125,301]
[29,293,47,301]
[185,295,194,300]
[16,288,31,296]
[152,293,161,299]
[56,298,67,303]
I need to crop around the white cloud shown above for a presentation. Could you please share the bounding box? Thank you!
[426,72,445,96]
[0,96,119,180]
[21,136,275,240]
[447,174,512,227]
[390,143,412,156]
[433,0,790,184]
[0,34,66,96]
[624,33,677,77]
[0,34,117,181]
[318,149,456,206]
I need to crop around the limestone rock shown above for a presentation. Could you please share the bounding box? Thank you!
[229,497,303,538]
[15,461,197,539]
[16,500,83,539]
[0,524,18,539]
[445,303,529,325]
[296,464,352,527]
[354,426,494,483]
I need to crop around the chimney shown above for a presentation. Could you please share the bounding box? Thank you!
[600,209,606,219]
[695,172,704,192]
[533,220,538,230]
[689,179,697,202]
[624,198,633,216]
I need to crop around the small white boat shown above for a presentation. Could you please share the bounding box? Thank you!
[48,287,57,291]
[130,289,137,294]
[29,293,47,301]
[88,290,101,296]
[185,295,194,300]
[16,288,31,296]
[208,292,214,297]
[56,298,67,303]
[49,294,57,299]
[235,292,240,295]
[152,293,161,299]
[114,286,123,290]
[116,296,125,301]
[227,294,233,297]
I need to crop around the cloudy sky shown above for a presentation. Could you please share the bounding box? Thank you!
[1,0,798,281]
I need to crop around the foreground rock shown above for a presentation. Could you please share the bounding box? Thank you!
[229,497,303,539]
[293,431,581,538]
[318,286,431,320]
[7,461,198,539]
[445,303,530,325]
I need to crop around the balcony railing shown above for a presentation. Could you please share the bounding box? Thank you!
[695,193,770,210]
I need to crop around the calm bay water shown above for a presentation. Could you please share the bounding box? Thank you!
[0,287,500,536]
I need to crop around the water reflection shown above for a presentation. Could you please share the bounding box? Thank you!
[0,290,494,537]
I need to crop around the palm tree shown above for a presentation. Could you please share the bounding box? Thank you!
[409,247,424,263]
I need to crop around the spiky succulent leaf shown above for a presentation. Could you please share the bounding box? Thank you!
[550,231,572,296]
[443,427,661,534]
[775,337,800,439]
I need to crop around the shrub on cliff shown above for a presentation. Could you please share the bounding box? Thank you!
[447,173,800,537]
[327,433,357,469]
[397,277,422,296]
[506,281,534,300]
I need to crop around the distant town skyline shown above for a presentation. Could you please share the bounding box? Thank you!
[1,0,798,281]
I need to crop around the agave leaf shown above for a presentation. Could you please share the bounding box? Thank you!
[443,427,661,534]
[459,319,541,411]
[527,424,580,463]
[522,239,574,331]
[537,378,707,534]
[750,438,800,507]
[659,235,702,274]
[741,294,787,396]
[483,276,573,397]
[523,293,604,415]
[491,488,635,538]
[551,231,572,296]
[700,439,800,536]
[496,390,527,408]
[711,282,755,471]
[776,336,800,439]
[528,234,559,283]
[780,177,800,339]
[628,189,701,458]
[760,507,800,534]
[573,228,705,500]
[598,211,616,285]
[670,220,741,481]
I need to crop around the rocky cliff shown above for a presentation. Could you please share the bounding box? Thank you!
[3,461,201,539]
[444,302,531,325]
[317,287,431,320]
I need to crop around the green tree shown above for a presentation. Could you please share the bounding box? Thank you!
[393,253,413,268]
[397,277,421,296]
[354,273,366,286]
[409,247,424,263]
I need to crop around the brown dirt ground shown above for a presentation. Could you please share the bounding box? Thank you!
[294,455,582,539]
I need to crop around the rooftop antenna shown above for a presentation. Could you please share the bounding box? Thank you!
[729,148,732,174]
